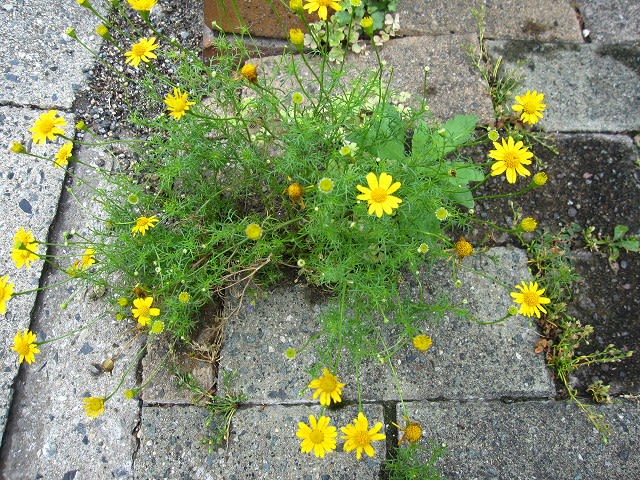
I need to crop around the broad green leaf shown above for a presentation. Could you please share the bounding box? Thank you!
[613,224,629,241]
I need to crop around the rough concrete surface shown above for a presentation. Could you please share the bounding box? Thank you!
[487,40,640,132]
[136,403,386,480]
[0,146,141,479]
[405,399,640,479]
[397,0,583,43]
[0,106,71,436]
[576,0,640,43]
[218,247,554,404]
[0,0,104,109]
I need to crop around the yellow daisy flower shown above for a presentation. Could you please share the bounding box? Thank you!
[240,63,258,83]
[127,0,156,11]
[29,110,67,145]
[289,0,304,13]
[81,248,96,270]
[303,0,342,21]
[520,217,537,232]
[396,419,423,444]
[245,223,262,240]
[178,291,190,303]
[285,182,304,207]
[412,334,432,352]
[512,90,546,125]
[289,28,304,47]
[356,172,402,218]
[296,415,337,458]
[308,368,345,406]
[164,87,195,120]
[510,281,551,318]
[12,329,40,365]
[131,215,159,236]
[454,236,473,258]
[532,172,548,186]
[489,136,534,184]
[124,37,159,68]
[54,142,73,168]
[340,412,386,460]
[83,396,105,418]
[0,275,15,315]
[11,228,39,269]
[131,296,160,326]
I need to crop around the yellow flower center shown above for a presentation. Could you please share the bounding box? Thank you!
[502,150,518,168]
[132,43,148,56]
[316,0,333,5]
[39,118,54,133]
[523,291,539,307]
[309,429,325,444]
[404,423,422,442]
[370,187,388,203]
[318,375,337,393]
[137,218,150,227]
[522,98,539,114]
[353,430,370,447]
[137,304,150,317]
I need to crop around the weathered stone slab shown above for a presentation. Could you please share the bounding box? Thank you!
[0,106,72,437]
[402,399,640,479]
[0,146,140,479]
[252,35,493,124]
[135,403,386,479]
[576,0,640,43]
[397,0,583,42]
[219,247,554,404]
[0,0,104,109]
[488,41,640,132]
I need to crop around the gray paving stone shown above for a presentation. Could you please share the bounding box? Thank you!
[402,399,640,479]
[219,247,554,405]
[253,35,493,124]
[135,403,386,479]
[0,106,73,436]
[0,146,140,479]
[576,0,640,43]
[0,0,104,109]
[397,0,583,42]
[487,40,640,132]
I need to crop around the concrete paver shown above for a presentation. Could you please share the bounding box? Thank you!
[403,399,640,479]
[488,40,640,132]
[0,0,104,109]
[576,0,640,43]
[397,0,583,42]
[135,403,387,480]
[218,247,554,404]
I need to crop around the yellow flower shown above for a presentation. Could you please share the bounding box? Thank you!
[83,396,105,419]
[454,236,473,258]
[340,412,386,460]
[127,0,156,11]
[296,415,337,458]
[304,0,342,21]
[96,24,110,39]
[0,276,15,315]
[240,63,258,83]
[396,419,422,444]
[289,0,304,13]
[512,90,546,125]
[54,142,73,168]
[10,142,26,154]
[285,182,304,206]
[308,368,345,406]
[360,16,374,32]
[292,92,304,105]
[12,329,40,365]
[511,281,551,318]
[131,296,160,326]
[124,388,138,399]
[81,248,96,270]
[520,217,537,233]
[532,172,548,186]
[245,223,262,240]
[289,28,304,47]
[117,297,129,307]
[317,177,334,193]
[164,87,195,120]
[150,320,165,334]
[417,243,429,254]
[11,228,39,269]
[489,136,533,184]
[178,291,190,303]
[29,110,66,145]
[435,207,448,221]
[351,0,362,6]
[124,37,159,68]
[412,334,432,352]
[131,215,159,236]
[356,172,402,218]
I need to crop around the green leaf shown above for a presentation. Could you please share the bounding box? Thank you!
[613,224,629,241]
[618,239,640,252]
